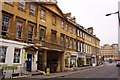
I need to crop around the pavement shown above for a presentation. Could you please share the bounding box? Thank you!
[13,65,104,79]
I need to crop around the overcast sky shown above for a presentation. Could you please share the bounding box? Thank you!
[57,0,119,46]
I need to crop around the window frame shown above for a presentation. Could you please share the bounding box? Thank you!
[51,30,57,43]
[16,20,24,40]
[18,1,26,11]
[30,4,36,16]
[70,38,73,49]
[41,9,46,20]
[39,27,46,41]
[28,24,34,42]
[13,48,21,63]
[0,46,7,63]
[66,24,68,31]
[52,15,56,25]
[2,15,11,37]
[70,25,73,33]
[61,20,64,29]
[61,34,65,46]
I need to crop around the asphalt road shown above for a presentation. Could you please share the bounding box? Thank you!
[58,62,118,78]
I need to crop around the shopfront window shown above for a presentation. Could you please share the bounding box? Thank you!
[0,47,7,63]
[13,48,20,63]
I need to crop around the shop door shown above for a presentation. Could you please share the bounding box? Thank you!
[26,54,32,72]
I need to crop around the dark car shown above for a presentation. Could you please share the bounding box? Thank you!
[109,59,112,63]
[116,63,120,67]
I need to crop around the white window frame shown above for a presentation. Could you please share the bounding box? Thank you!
[16,21,23,39]
[19,1,26,10]
[28,25,34,42]
[61,21,64,28]
[41,9,46,20]
[30,4,36,15]
[13,48,21,63]
[66,24,68,31]
[2,16,11,37]
[0,46,7,63]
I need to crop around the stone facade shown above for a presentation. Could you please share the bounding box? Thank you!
[100,44,119,61]
[0,1,100,73]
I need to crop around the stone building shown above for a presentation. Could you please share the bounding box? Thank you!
[0,0,100,73]
[100,44,119,61]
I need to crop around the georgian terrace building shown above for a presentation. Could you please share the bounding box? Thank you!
[0,0,100,73]
[100,44,119,61]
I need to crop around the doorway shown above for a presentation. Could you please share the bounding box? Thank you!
[26,54,32,72]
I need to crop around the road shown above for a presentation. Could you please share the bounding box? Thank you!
[57,62,118,78]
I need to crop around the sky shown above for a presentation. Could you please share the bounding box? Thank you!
[57,0,119,46]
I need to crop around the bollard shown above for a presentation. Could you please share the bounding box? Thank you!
[46,68,50,76]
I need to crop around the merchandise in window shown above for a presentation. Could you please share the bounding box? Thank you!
[2,16,11,36]
[13,48,20,63]
[0,47,7,63]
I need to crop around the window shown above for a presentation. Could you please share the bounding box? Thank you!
[61,34,64,46]
[61,21,64,29]
[5,0,13,4]
[66,24,68,31]
[2,16,11,37]
[30,4,36,15]
[70,38,72,49]
[39,27,46,41]
[19,1,26,10]
[0,47,7,63]
[41,9,46,20]
[80,31,82,37]
[13,48,20,63]
[70,25,72,33]
[66,37,69,48]
[74,40,76,50]
[74,28,76,35]
[52,15,56,25]
[77,29,80,36]
[16,21,23,39]
[78,41,80,51]
[51,30,57,43]
[28,25,34,42]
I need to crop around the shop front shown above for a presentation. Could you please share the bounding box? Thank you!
[64,51,78,68]
[92,55,97,67]
[78,52,84,67]
[86,55,92,66]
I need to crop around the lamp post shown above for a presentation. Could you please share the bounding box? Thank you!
[105,1,120,60]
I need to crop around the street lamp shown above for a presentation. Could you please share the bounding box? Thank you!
[106,11,119,16]
[106,10,120,60]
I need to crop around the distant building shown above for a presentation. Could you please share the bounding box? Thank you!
[100,44,119,61]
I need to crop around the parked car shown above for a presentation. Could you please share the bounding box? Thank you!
[116,63,120,67]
